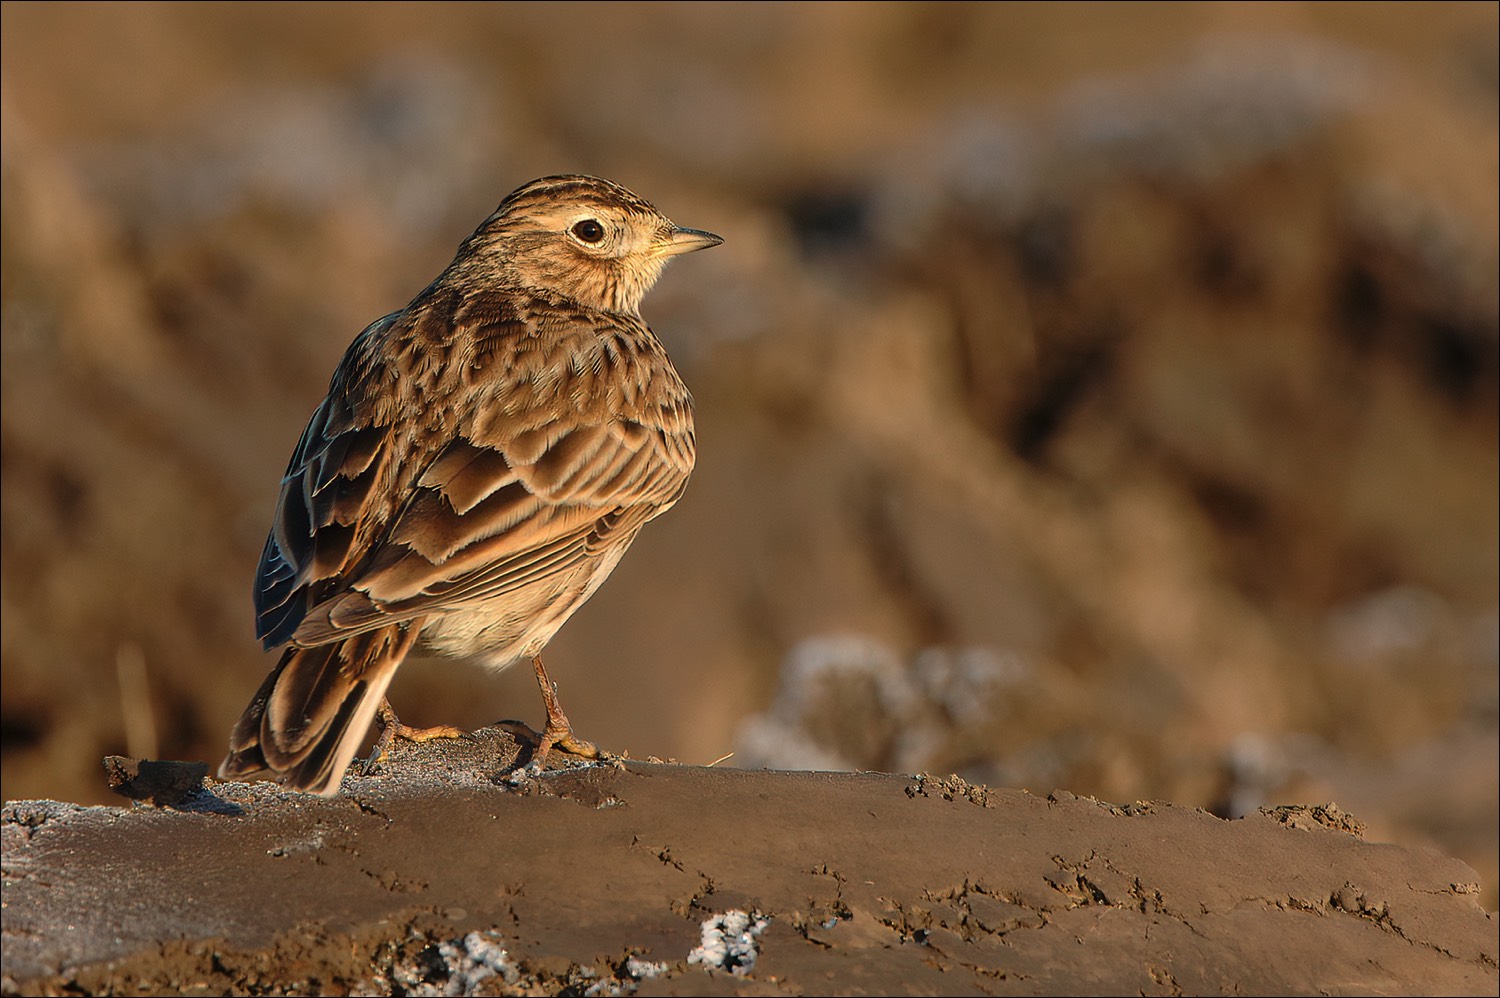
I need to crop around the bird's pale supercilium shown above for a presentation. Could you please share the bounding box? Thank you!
[220,175,721,795]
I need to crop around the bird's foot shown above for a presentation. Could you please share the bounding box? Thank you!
[362,699,465,775]
[498,719,615,785]
[526,655,609,769]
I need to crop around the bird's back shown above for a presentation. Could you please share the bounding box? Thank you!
[255,283,695,665]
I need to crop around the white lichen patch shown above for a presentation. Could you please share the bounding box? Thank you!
[624,955,669,980]
[408,930,520,997]
[579,954,671,997]
[687,909,770,975]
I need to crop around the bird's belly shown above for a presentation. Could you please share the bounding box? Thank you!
[414,543,632,669]
[416,591,572,669]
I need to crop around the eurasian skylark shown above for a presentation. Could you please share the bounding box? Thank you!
[220,175,720,795]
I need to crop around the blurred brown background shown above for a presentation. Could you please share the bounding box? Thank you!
[2,3,1496,903]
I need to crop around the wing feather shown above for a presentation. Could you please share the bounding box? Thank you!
[258,298,694,653]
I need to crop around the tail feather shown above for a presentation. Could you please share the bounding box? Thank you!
[220,624,417,795]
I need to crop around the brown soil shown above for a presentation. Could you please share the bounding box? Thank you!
[2,734,1495,996]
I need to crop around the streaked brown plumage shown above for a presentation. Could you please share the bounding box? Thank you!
[220,175,720,795]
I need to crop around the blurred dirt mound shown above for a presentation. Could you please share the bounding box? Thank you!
[3,3,1496,910]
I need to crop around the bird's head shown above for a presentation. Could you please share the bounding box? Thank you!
[455,175,721,315]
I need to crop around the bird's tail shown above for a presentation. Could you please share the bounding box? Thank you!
[219,624,417,796]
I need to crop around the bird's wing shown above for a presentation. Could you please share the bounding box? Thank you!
[254,311,404,648]
[254,305,695,650]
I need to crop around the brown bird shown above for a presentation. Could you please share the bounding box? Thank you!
[220,175,720,795]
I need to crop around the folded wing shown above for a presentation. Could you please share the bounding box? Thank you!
[253,309,695,651]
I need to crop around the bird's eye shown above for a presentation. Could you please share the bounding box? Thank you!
[571,219,606,244]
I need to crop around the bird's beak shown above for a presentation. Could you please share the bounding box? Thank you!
[657,225,724,256]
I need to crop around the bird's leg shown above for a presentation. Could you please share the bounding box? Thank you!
[529,655,601,768]
[362,698,465,775]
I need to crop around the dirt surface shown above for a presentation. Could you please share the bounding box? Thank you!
[2,733,1496,996]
